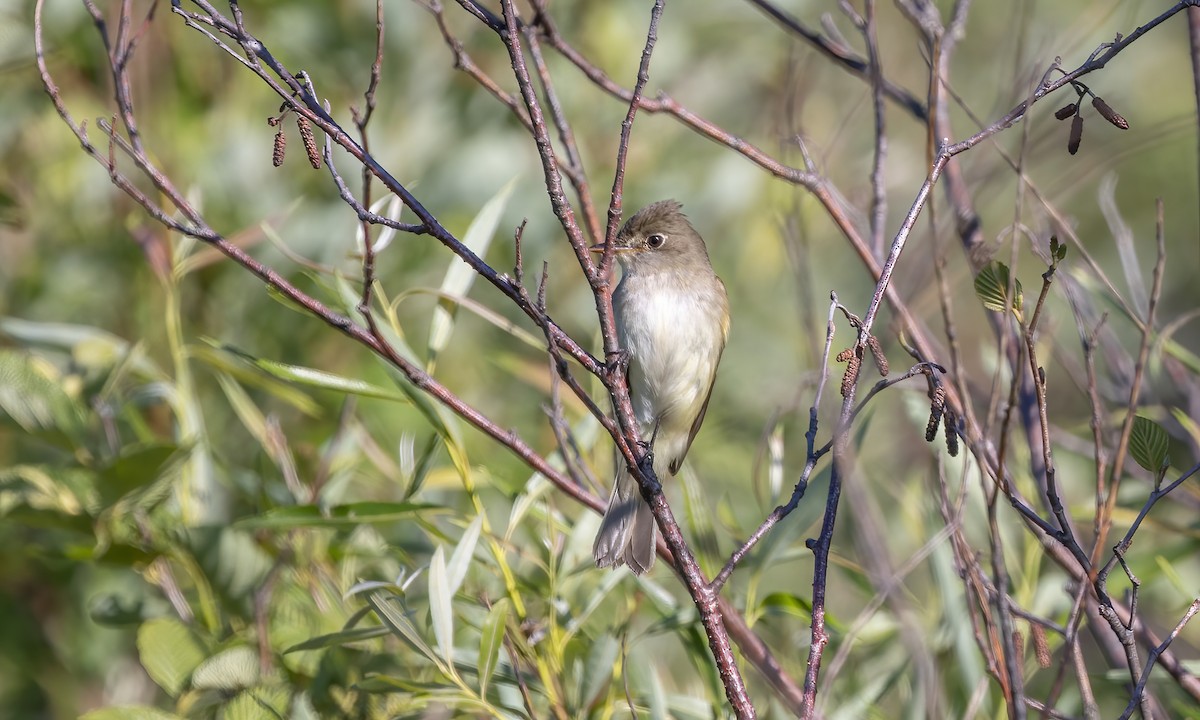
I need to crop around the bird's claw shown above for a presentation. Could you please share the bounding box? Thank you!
[605,348,631,377]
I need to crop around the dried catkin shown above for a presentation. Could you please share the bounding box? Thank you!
[297,115,321,169]
[1092,96,1129,130]
[272,129,286,167]
[867,335,889,376]
[1068,114,1084,155]
[841,355,860,398]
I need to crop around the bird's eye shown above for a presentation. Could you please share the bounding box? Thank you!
[647,233,666,249]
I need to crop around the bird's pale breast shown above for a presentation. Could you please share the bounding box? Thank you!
[614,271,728,475]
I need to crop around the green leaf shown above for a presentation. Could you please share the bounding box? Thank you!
[283,626,391,653]
[190,646,260,691]
[758,591,813,621]
[0,464,96,517]
[581,632,619,708]
[137,617,209,696]
[0,349,88,441]
[96,443,183,507]
[478,598,510,697]
[213,371,270,449]
[1052,236,1067,261]
[1169,407,1200,451]
[80,708,183,720]
[400,288,544,351]
[88,590,163,626]
[403,432,442,501]
[680,467,720,577]
[205,341,409,403]
[1,317,129,353]
[93,543,160,567]
[446,513,483,596]
[234,502,440,529]
[382,364,472,484]
[1130,415,1170,473]
[181,527,274,606]
[366,590,442,668]
[189,343,320,416]
[646,662,668,720]
[428,546,455,667]
[974,262,1023,318]
[427,177,517,370]
[679,625,724,712]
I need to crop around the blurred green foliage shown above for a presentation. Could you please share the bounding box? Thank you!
[3,0,1200,718]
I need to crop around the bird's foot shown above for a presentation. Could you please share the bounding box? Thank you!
[605,348,631,378]
[635,420,660,468]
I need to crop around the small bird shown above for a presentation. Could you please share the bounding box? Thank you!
[592,200,730,574]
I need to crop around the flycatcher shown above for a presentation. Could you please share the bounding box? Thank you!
[592,200,730,574]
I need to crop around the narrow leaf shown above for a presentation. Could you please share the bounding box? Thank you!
[214,372,269,448]
[680,467,720,577]
[1169,407,1200,452]
[283,626,391,653]
[478,598,510,697]
[428,546,455,666]
[1099,174,1147,313]
[428,177,517,368]
[446,513,483,596]
[581,633,619,707]
[234,502,441,529]
[367,590,441,666]
[208,341,409,402]
[759,591,813,620]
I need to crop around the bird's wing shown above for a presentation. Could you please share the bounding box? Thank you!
[669,280,730,475]
[668,355,723,476]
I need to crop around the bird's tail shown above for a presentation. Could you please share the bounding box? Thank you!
[592,465,656,574]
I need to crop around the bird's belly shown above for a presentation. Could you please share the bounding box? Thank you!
[619,286,724,443]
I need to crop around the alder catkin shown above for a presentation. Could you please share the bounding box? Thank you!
[1068,114,1084,155]
[867,335,889,376]
[836,347,854,363]
[944,408,960,457]
[296,115,321,169]
[841,355,860,398]
[925,385,945,442]
[272,129,286,167]
[1092,96,1129,130]
[1054,103,1077,121]
[1031,623,1052,668]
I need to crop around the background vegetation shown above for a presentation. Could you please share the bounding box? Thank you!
[2,0,1199,718]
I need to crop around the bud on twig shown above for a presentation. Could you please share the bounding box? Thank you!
[272,128,287,167]
[297,115,321,169]
[1067,114,1083,155]
[1091,96,1129,130]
